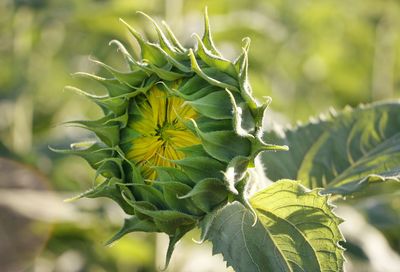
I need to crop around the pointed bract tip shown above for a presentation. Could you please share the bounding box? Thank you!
[48,145,72,152]
[64,86,104,99]
[242,198,259,226]
[242,37,251,44]
[63,85,77,92]
[87,54,98,62]
[188,48,201,71]
[104,230,123,247]
[108,39,126,50]
[192,237,205,244]
[119,18,142,40]
[203,6,210,32]
[136,10,147,16]
[176,192,190,199]
[47,145,57,152]
[119,17,127,25]
[161,236,179,271]
[204,6,209,17]
[188,48,195,57]
[188,118,199,129]
[161,20,186,52]
[191,32,201,40]
[281,145,289,151]
[64,194,81,203]
[137,11,158,26]
[263,96,272,106]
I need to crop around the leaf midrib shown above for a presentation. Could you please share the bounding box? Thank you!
[256,208,322,272]
[297,118,400,188]
[328,132,400,186]
[241,212,262,272]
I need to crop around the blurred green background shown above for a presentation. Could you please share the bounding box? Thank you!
[0,0,399,271]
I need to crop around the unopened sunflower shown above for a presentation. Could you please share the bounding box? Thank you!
[56,9,287,266]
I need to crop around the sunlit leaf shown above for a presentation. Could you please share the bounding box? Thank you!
[261,102,400,195]
[202,180,345,272]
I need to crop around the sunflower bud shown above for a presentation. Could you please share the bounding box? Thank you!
[56,8,287,266]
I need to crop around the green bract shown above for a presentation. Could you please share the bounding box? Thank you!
[56,9,287,266]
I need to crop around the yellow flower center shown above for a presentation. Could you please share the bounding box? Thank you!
[126,84,200,181]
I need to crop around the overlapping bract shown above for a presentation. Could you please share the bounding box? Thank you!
[56,10,287,265]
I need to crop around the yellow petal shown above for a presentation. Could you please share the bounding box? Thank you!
[126,83,200,180]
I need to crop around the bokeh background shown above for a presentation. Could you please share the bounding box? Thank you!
[1,0,400,271]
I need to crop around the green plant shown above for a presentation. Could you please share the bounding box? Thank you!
[55,9,400,272]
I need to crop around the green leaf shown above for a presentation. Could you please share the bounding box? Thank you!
[174,156,225,181]
[236,49,258,111]
[50,141,112,170]
[195,117,233,132]
[178,178,228,213]
[178,85,218,101]
[120,127,142,145]
[65,85,128,115]
[188,49,239,92]
[164,224,194,269]
[155,181,203,216]
[202,67,239,90]
[133,202,198,235]
[106,216,158,245]
[120,19,168,67]
[95,158,122,179]
[201,7,222,57]
[188,91,233,120]
[178,76,210,97]
[194,33,237,79]
[136,12,190,73]
[67,178,135,215]
[66,117,120,147]
[137,12,179,55]
[225,89,255,137]
[155,166,195,186]
[129,184,166,209]
[90,58,147,88]
[96,97,128,116]
[73,72,133,97]
[177,144,209,158]
[146,62,186,81]
[162,20,186,53]
[223,156,250,194]
[109,39,138,70]
[234,37,251,73]
[202,180,344,272]
[193,122,251,163]
[261,102,400,195]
